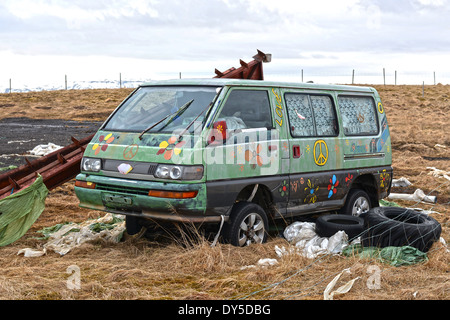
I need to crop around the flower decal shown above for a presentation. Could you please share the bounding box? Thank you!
[92,133,115,155]
[328,175,339,198]
[279,180,289,197]
[245,143,264,169]
[380,169,390,189]
[345,173,353,187]
[157,136,186,160]
[304,179,319,203]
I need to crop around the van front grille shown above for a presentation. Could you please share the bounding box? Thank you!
[96,183,149,196]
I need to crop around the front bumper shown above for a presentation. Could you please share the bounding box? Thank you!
[74,173,224,223]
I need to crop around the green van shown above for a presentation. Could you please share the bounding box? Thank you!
[75,79,393,246]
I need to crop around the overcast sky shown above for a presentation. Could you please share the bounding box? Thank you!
[1,0,449,88]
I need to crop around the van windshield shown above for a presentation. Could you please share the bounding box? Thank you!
[103,86,220,133]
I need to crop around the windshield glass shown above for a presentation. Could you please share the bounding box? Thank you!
[103,86,220,133]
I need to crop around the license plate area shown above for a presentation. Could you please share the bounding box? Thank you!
[102,193,134,207]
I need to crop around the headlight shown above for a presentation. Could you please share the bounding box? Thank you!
[81,158,101,172]
[154,164,203,180]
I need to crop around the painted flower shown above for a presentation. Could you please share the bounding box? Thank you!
[92,133,115,155]
[279,180,289,197]
[327,174,339,198]
[380,169,390,189]
[304,179,319,203]
[245,143,264,169]
[157,136,186,160]
[345,173,353,186]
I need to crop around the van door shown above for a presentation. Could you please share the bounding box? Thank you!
[282,90,343,215]
[204,87,286,214]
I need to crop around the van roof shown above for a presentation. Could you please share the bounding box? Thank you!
[140,78,375,93]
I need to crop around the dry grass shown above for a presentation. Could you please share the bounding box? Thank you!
[0,84,449,300]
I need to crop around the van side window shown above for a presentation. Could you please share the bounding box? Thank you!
[217,90,272,129]
[338,96,379,136]
[285,93,338,137]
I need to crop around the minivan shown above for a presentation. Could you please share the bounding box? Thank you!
[75,79,393,246]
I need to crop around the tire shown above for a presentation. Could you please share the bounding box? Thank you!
[125,215,142,235]
[223,202,268,247]
[315,214,365,240]
[340,189,371,217]
[362,207,442,252]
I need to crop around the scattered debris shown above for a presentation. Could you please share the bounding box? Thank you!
[391,177,412,188]
[276,221,350,259]
[323,268,360,300]
[28,143,63,157]
[427,167,450,182]
[18,213,125,256]
[388,189,437,204]
[0,174,48,247]
[343,244,429,267]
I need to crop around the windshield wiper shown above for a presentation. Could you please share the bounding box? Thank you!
[138,99,194,140]
[176,101,214,142]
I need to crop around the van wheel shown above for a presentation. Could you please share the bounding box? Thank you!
[340,189,371,217]
[224,202,268,247]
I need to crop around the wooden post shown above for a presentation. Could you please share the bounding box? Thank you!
[434,71,436,85]
[383,68,385,86]
[9,78,11,94]
[422,81,425,97]
[120,73,122,89]
[395,70,397,85]
[179,72,182,79]
[65,75,67,90]
[301,69,304,82]
[352,69,355,84]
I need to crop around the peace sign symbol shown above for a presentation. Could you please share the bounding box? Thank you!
[123,144,139,160]
[313,140,328,166]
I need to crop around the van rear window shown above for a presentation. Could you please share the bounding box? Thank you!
[285,93,338,137]
[338,96,379,136]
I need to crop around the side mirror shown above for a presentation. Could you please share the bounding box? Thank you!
[207,120,227,145]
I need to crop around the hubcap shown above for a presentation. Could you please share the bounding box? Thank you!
[352,196,370,216]
[238,213,265,246]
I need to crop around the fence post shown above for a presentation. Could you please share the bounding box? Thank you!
[301,69,304,82]
[9,78,11,94]
[120,73,122,89]
[434,71,436,85]
[352,69,355,84]
[422,81,425,97]
[65,75,67,90]
[383,68,385,86]
[395,71,397,85]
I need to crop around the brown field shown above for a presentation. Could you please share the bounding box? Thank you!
[0,84,448,300]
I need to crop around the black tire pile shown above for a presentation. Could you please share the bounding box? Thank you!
[315,207,442,253]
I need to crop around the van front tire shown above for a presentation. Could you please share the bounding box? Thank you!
[223,202,268,247]
[340,189,371,217]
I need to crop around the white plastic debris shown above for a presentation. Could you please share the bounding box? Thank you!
[17,248,47,257]
[18,213,125,257]
[277,222,349,259]
[392,177,412,187]
[323,268,360,300]
[427,167,450,182]
[257,258,279,267]
[388,189,437,204]
[28,143,63,156]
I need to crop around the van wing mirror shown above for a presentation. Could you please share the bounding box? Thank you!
[207,120,228,145]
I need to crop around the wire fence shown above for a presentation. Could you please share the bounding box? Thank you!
[2,69,450,93]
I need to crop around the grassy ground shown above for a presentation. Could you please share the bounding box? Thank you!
[0,85,448,300]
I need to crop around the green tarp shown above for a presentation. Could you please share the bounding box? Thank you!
[0,175,48,247]
[343,244,428,267]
